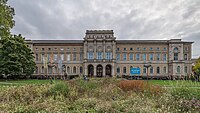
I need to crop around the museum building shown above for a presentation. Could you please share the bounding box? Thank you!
[26,30,193,78]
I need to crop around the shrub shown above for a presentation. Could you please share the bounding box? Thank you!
[118,80,146,92]
[48,82,70,97]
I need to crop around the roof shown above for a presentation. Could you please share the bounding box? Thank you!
[116,40,194,44]
[32,40,83,44]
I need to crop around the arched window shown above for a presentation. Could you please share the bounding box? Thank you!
[41,66,44,73]
[184,66,187,73]
[163,67,166,73]
[150,67,153,74]
[177,66,181,73]
[143,67,146,73]
[117,67,120,73]
[123,67,126,74]
[67,66,70,73]
[157,67,160,74]
[80,66,83,74]
[73,67,76,73]
[174,47,178,51]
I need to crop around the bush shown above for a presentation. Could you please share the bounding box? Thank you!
[48,82,70,97]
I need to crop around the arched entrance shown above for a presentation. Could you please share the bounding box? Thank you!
[88,64,94,77]
[106,64,112,76]
[96,64,103,77]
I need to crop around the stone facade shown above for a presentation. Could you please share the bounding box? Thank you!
[26,30,193,78]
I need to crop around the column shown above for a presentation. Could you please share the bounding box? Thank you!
[94,40,96,59]
[84,41,87,60]
[112,41,116,59]
[103,41,106,59]
[94,65,96,77]
[84,63,87,76]
[112,63,115,76]
[103,65,106,76]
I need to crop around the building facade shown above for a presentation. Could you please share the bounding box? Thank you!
[26,30,193,78]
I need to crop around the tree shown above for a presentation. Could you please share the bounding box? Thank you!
[193,57,200,82]
[0,0,35,78]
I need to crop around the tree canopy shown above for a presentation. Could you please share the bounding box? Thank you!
[193,57,200,75]
[0,0,35,79]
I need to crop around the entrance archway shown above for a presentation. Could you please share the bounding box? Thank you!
[106,64,112,76]
[88,64,94,77]
[96,64,103,77]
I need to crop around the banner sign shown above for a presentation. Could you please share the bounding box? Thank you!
[130,68,140,75]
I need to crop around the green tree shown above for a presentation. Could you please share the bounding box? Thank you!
[193,57,200,74]
[0,0,35,78]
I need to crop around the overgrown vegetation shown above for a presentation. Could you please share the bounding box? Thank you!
[0,78,199,112]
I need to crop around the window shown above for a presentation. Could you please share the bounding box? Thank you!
[157,67,160,74]
[47,54,50,62]
[184,54,187,60]
[123,67,126,74]
[35,66,38,74]
[149,47,153,50]
[67,66,70,73]
[48,48,51,51]
[80,67,83,73]
[143,67,146,73]
[88,52,93,59]
[80,53,83,61]
[156,47,160,50]
[123,53,126,61]
[106,52,112,60]
[35,48,38,51]
[143,54,146,61]
[174,47,178,51]
[67,48,70,51]
[60,54,64,61]
[73,67,76,73]
[80,48,83,52]
[130,54,133,60]
[150,67,153,74]
[67,54,70,61]
[73,53,76,61]
[163,54,167,61]
[149,54,153,61]
[117,48,120,51]
[184,47,188,51]
[137,47,140,50]
[177,66,181,73]
[117,67,120,73]
[54,54,58,62]
[157,54,160,60]
[97,52,103,60]
[123,48,126,51]
[163,67,166,73]
[174,53,178,60]
[143,48,146,50]
[41,66,44,73]
[60,48,64,51]
[36,54,38,61]
[42,48,44,51]
[73,48,76,51]
[184,66,187,73]
[117,54,120,61]
[48,66,52,74]
[164,47,167,51]
[136,54,140,61]
[41,54,44,62]
[54,48,57,50]
[130,48,133,51]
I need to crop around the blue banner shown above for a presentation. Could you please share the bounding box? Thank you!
[130,68,140,75]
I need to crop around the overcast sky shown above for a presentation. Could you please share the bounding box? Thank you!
[8,0,200,58]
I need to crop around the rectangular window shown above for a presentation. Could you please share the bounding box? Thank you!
[117,54,120,61]
[157,54,160,61]
[164,47,167,51]
[67,54,70,61]
[73,53,76,61]
[123,48,126,51]
[97,52,103,60]
[60,54,64,61]
[36,54,38,61]
[149,54,153,61]
[136,54,140,61]
[54,54,57,62]
[88,52,93,59]
[106,52,112,60]
[80,53,83,61]
[41,54,44,62]
[163,54,167,61]
[143,54,146,61]
[130,48,133,51]
[47,54,50,62]
[184,54,187,60]
[123,53,126,61]
[130,54,133,60]
[174,53,178,60]
[149,47,153,50]
[150,67,153,74]
[143,48,146,50]
[143,67,146,73]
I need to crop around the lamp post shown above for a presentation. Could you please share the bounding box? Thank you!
[144,62,152,85]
